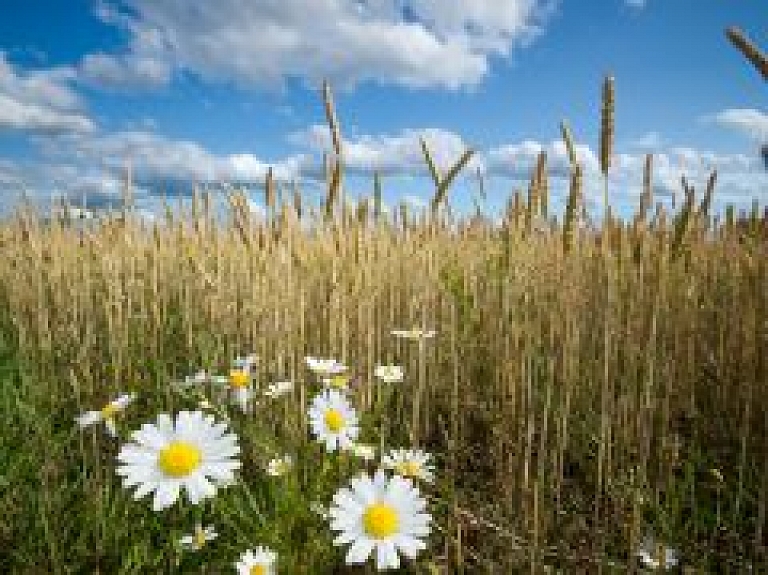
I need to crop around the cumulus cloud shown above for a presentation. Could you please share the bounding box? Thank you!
[0,54,94,134]
[78,53,171,89]
[625,0,647,8]
[89,0,555,90]
[706,108,768,143]
[48,130,311,186]
[289,124,482,175]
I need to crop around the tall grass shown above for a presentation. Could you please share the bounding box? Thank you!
[0,82,766,573]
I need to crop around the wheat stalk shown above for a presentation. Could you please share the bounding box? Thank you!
[600,75,615,217]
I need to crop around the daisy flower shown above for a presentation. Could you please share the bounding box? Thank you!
[308,389,359,452]
[374,365,404,384]
[76,392,136,437]
[305,356,347,377]
[382,449,435,483]
[179,523,218,551]
[329,469,431,571]
[321,373,354,392]
[264,380,293,398]
[350,442,377,461]
[266,456,293,477]
[116,411,241,511]
[235,547,277,575]
[211,366,256,413]
[174,369,209,389]
[635,534,679,571]
[391,328,437,340]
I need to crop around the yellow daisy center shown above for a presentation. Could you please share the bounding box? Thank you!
[250,566,266,575]
[396,461,422,477]
[328,375,349,389]
[363,502,399,539]
[158,441,202,477]
[324,409,345,432]
[229,369,250,389]
[194,528,207,548]
[100,403,118,419]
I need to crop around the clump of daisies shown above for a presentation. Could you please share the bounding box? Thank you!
[116,410,240,511]
[329,469,431,570]
[76,392,136,437]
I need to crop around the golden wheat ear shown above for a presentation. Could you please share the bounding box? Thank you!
[726,26,768,81]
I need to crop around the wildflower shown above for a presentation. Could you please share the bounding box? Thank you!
[179,523,218,551]
[308,389,359,452]
[382,449,434,483]
[635,534,679,571]
[391,329,437,340]
[350,442,377,461]
[264,380,293,398]
[235,547,277,575]
[211,367,256,413]
[174,369,209,388]
[76,392,136,437]
[305,356,347,377]
[116,411,240,511]
[322,373,353,392]
[374,365,404,383]
[267,456,293,477]
[329,469,431,570]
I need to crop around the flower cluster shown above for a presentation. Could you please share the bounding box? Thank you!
[75,329,438,571]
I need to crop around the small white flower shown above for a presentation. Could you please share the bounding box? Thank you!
[76,393,136,437]
[321,373,354,392]
[329,469,431,571]
[636,535,679,570]
[179,523,218,551]
[350,442,377,461]
[267,456,293,477]
[174,369,209,388]
[308,389,360,452]
[305,356,347,376]
[211,367,255,413]
[116,411,241,511]
[374,365,404,383]
[235,546,277,575]
[382,449,434,483]
[391,328,437,340]
[264,380,293,398]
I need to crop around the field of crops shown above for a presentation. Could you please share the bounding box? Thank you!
[0,69,766,572]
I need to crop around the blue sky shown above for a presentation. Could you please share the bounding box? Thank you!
[0,0,765,222]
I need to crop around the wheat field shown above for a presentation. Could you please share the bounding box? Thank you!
[0,75,766,573]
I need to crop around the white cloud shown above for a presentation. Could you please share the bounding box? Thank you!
[0,54,94,135]
[48,130,311,185]
[91,0,555,90]
[706,108,768,142]
[625,0,647,8]
[289,124,481,175]
[79,53,171,89]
